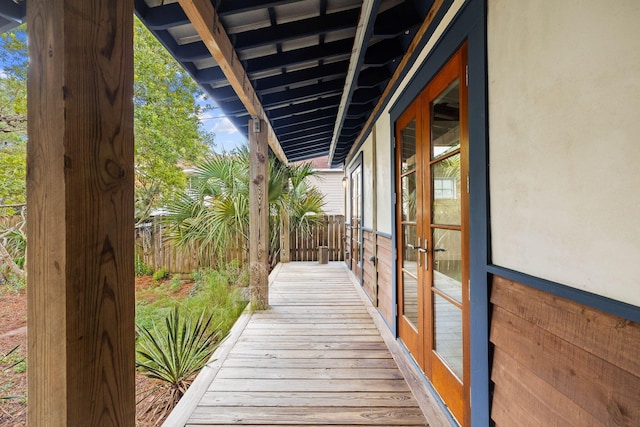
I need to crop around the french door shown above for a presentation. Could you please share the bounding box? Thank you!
[396,45,469,426]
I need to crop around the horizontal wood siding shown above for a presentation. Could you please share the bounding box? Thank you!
[376,235,393,326]
[306,172,344,215]
[490,276,640,426]
[362,230,376,302]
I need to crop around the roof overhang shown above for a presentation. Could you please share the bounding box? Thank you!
[4,0,444,167]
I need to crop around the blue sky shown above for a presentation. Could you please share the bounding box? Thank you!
[198,97,247,153]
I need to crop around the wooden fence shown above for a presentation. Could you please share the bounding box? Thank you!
[288,215,344,262]
[135,214,344,274]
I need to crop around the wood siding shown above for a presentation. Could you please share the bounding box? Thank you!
[490,276,640,426]
[362,229,376,303]
[376,235,393,326]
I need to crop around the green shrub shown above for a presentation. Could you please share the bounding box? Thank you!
[152,268,169,282]
[0,273,25,296]
[1,345,25,401]
[169,274,182,292]
[135,253,153,276]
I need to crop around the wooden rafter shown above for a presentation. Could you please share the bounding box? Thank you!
[177,0,288,164]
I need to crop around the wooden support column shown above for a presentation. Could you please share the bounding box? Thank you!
[280,211,290,263]
[249,118,269,310]
[27,0,135,425]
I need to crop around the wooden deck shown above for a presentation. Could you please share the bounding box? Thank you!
[164,262,450,426]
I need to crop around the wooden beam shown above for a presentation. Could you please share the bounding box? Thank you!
[280,211,290,263]
[342,0,445,165]
[27,0,135,425]
[249,119,269,310]
[177,0,288,165]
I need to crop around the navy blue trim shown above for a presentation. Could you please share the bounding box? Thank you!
[488,265,640,323]
[389,1,490,425]
[362,226,374,233]
[375,231,392,239]
[346,0,455,163]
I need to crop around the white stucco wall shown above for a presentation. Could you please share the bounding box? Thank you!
[374,117,393,235]
[348,0,466,235]
[488,0,640,306]
[361,136,374,229]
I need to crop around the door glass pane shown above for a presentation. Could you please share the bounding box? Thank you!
[431,80,460,160]
[432,154,461,225]
[403,272,418,328]
[402,225,418,275]
[434,293,463,379]
[401,119,417,173]
[432,228,462,303]
[401,224,418,328]
[401,172,417,222]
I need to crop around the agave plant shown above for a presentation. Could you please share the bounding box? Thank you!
[135,307,221,420]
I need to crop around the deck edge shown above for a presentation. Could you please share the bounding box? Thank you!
[162,264,285,426]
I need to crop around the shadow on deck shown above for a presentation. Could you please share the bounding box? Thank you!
[164,262,450,426]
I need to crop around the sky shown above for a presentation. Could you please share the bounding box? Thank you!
[197,96,247,153]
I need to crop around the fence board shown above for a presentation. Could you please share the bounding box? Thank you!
[135,215,344,274]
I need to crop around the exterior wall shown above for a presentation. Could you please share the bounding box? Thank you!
[488,0,640,306]
[306,170,344,215]
[374,119,393,235]
[376,234,394,326]
[490,276,640,425]
[362,229,376,303]
[361,136,374,229]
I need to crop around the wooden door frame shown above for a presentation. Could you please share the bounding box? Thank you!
[394,44,470,426]
[347,153,364,283]
[388,2,490,424]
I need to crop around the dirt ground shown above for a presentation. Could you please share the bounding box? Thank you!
[0,277,194,427]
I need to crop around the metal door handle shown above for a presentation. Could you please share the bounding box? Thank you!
[433,248,446,252]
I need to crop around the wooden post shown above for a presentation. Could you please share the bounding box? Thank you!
[27,0,135,425]
[280,211,290,263]
[249,118,269,310]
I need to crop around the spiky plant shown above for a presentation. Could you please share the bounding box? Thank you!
[135,307,221,421]
[1,345,24,401]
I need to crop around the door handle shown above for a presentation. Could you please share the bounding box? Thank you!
[418,247,428,270]
[433,248,446,252]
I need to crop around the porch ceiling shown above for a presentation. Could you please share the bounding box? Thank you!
[139,0,434,166]
[2,0,435,166]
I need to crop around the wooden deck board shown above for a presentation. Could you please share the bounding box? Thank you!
[170,262,433,426]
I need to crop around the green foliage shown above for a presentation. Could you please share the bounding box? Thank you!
[136,266,246,336]
[179,268,247,335]
[133,17,214,223]
[0,25,27,206]
[1,345,25,400]
[135,252,153,276]
[136,307,221,417]
[169,274,182,292]
[0,272,25,296]
[152,268,169,282]
[164,146,326,266]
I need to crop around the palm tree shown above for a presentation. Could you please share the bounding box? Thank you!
[164,146,325,267]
